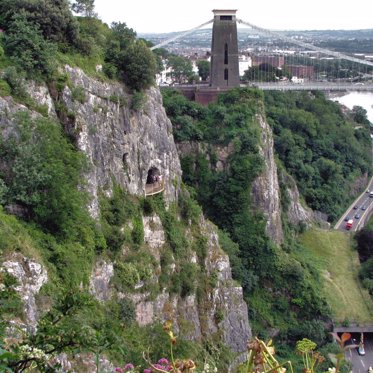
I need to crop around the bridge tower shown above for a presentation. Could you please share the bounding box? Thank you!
[210,9,240,88]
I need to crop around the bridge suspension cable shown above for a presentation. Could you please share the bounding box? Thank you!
[237,19,373,68]
[150,19,213,51]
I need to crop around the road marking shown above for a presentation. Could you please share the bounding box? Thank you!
[361,360,366,369]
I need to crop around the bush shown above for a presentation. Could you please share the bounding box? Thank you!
[0,112,90,238]
[4,13,57,78]
[131,90,146,111]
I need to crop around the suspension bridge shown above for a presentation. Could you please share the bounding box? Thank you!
[151,10,373,93]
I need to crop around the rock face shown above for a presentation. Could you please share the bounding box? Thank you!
[251,115,284,244]
[61,66,182,217]
[105,214,251,354]
[2,254,48,327]
[280,171,313,226]
[89,260,114,301]
[0,67,251,361]
[177,114,284,244]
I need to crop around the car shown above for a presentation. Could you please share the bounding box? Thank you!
[358,344,366,356]
[355,213,361,219]
[361,205,367,210]
[344,216,351,221]
[353,205,359,209]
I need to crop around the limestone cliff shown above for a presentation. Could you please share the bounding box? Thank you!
[0,66,251,363]
[59,66,182,217]
[176,112,285,244]
[251,114,283,244]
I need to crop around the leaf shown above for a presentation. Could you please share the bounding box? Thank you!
[341,333,351,344]
[328,353,337,365]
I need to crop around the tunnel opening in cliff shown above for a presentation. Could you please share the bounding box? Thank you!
[146,167,161,184]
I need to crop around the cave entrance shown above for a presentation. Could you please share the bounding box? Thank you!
[145,167,164,196]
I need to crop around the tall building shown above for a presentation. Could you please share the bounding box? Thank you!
[210,9,240,88]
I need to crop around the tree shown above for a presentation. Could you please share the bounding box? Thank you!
[120,40,157,91]
[0,112,89,237]
[0,0,79,46]
[4,12,57,78]
[167,55,194,84]
[355,228,373,262]
[197,60,210,81]
[71,0,97,17]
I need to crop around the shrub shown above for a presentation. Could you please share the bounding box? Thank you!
[4,13,57,78]
[131,90,146,111]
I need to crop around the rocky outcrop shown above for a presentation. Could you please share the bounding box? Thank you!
[61,66,182,217]
[89,260,114,301]
[281,172,313,226]
[89,214,251,355]
[251,114,283,244]
[0,67,251,362]
[1,254,48,327]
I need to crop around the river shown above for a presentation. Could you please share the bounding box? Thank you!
[330,91,373,124]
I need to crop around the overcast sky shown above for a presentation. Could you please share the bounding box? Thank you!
[94,0,373,33]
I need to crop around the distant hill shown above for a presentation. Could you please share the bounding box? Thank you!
[140,28,373,53]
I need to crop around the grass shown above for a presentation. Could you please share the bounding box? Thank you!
[297,228,373,325]
[56,51,107,81]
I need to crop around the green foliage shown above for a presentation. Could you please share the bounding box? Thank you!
[4,12,57,79]
[0,271,23,320]
[197,60,210,81]
[0,0,80,47]
[264,90,372,221]
[71,85,87,103]
[131,90,146,111]
[0,112,93,239]
[167,55,195,84]
[120,40,157,91]
[359,257,373,293]
[71,0,96,17]
[355,227,373,262]
[99,184,141,252]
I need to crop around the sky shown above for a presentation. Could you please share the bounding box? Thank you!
[94,0,373,34]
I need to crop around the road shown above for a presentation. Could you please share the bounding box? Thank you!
[345,334,373,373]
[334,177,373,232]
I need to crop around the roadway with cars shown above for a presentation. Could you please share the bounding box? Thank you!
[345,334,373,373]
[334,176,373,232]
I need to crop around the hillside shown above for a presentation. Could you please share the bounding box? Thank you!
[298,229,373,324]
[0,1,373,372]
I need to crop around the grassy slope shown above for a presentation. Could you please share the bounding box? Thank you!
[298,228,373,324]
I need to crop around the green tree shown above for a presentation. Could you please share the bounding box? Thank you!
[0,112,89,237]
[120,40,157,91]
[197,60,210,81]
[0,0,79,46]
[71,0,97,17]
[4,12,57,78]
[167,55,194,84]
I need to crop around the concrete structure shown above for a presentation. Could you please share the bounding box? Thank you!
[210,9,240,88]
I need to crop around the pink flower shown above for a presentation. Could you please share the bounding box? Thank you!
[115,368,124,373]
[124,363,135,371]
[158,358,169,365]
[143,369,152,373]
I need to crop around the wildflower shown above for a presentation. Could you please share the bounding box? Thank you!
[115,368,124,373]
[328,368,336,373]
[124,363,135,371]
[143,369,152,373]
[158,358,169,365]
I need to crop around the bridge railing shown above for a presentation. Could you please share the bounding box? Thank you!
[145,179,165,197]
